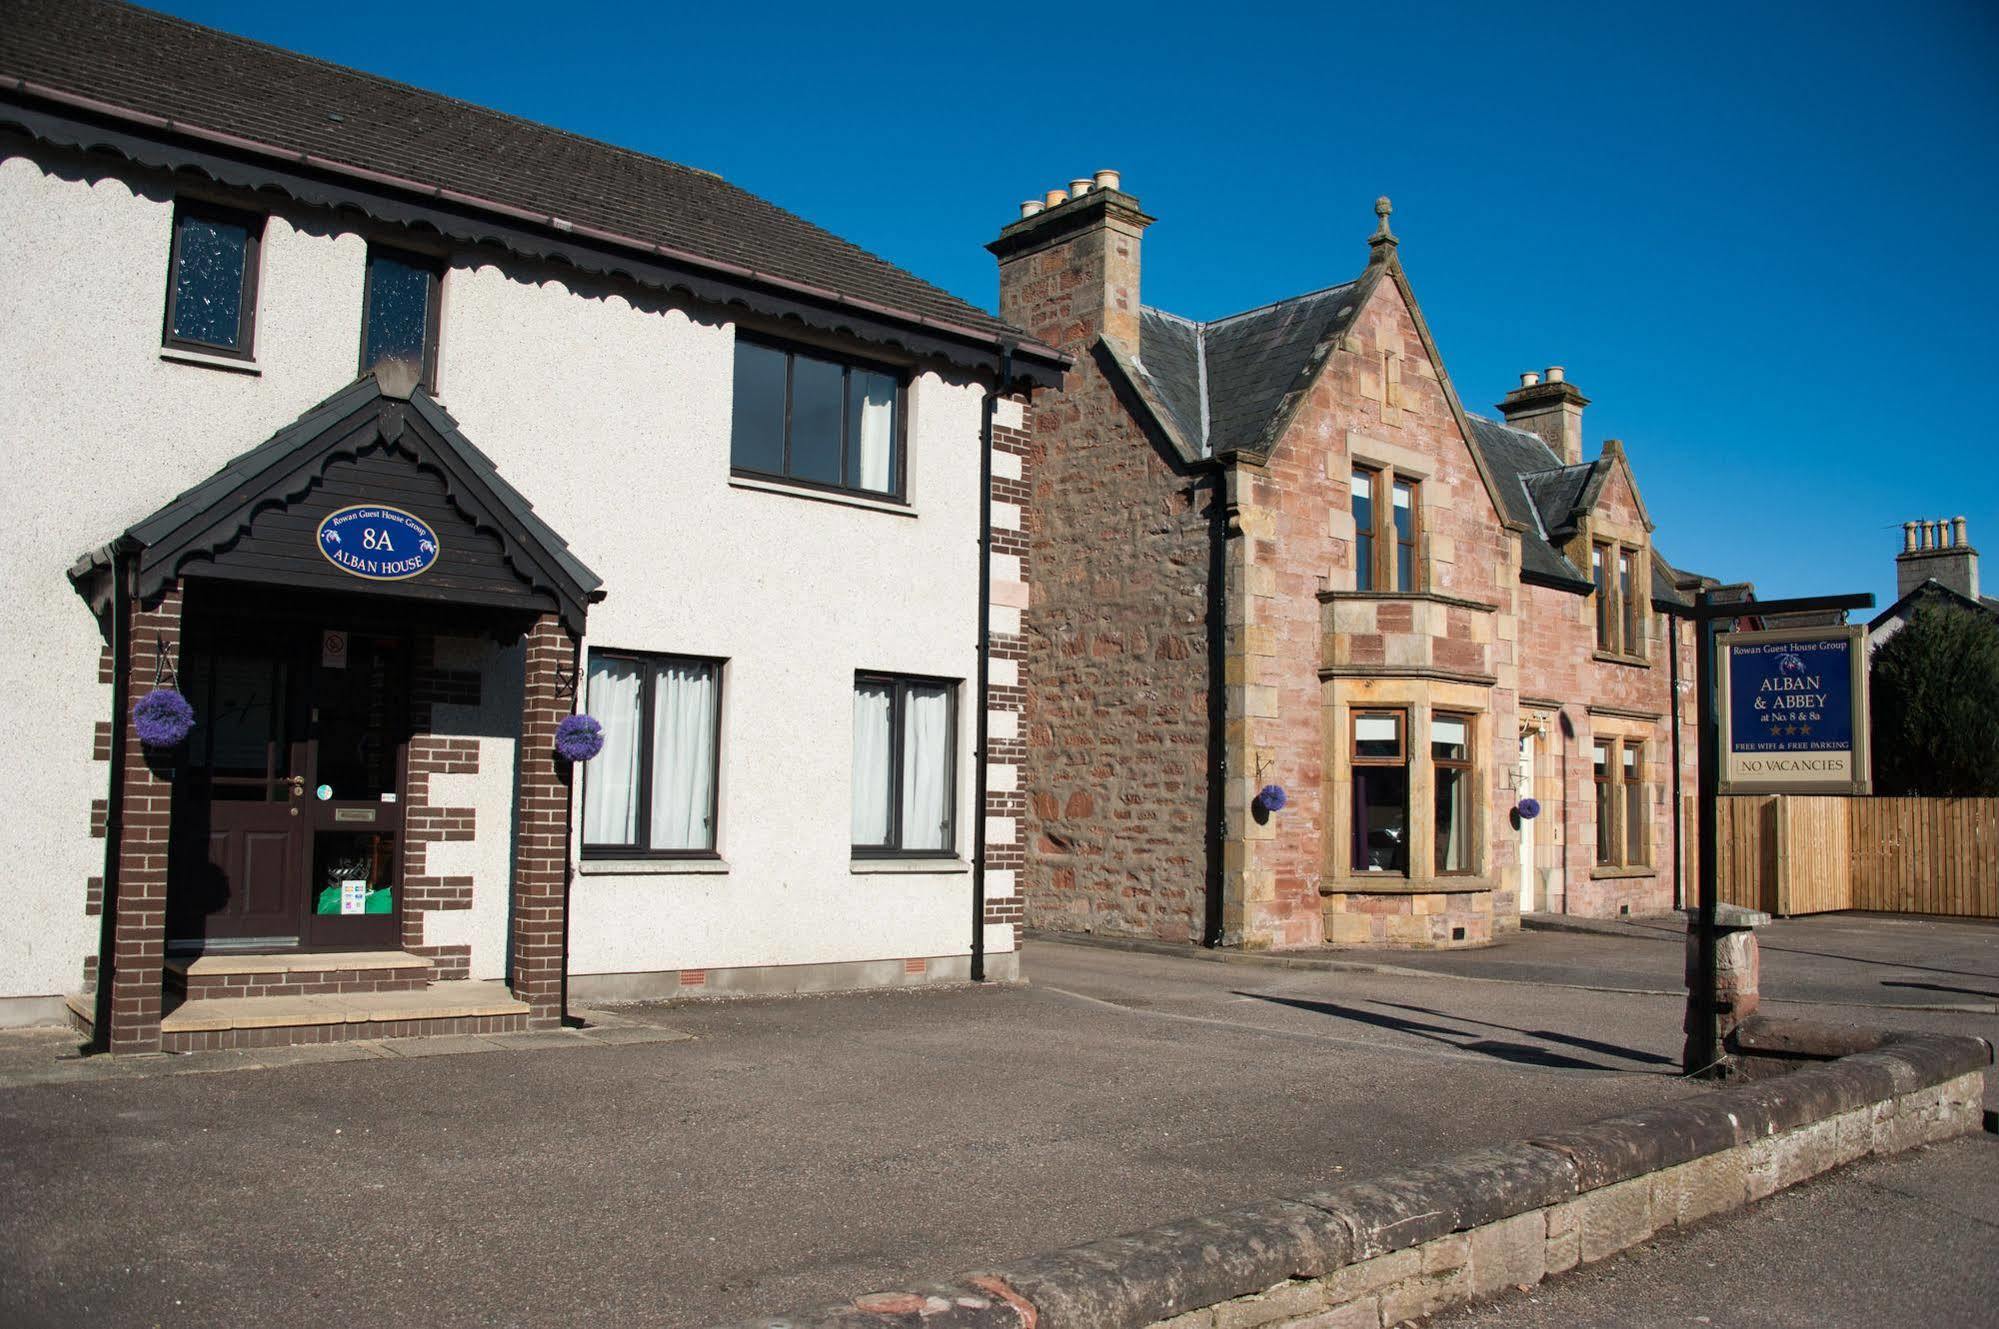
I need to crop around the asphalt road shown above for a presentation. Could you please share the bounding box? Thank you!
[0,918,1991,1328]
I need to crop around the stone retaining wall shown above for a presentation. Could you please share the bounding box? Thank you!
[724,1030,1989,1329]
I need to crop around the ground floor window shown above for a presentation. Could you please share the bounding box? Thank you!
[853,674,956,855]
[1432,713,1474,875]
[1351,710,1409,873]
[1593,737,1649,867]
[583,652,722,855]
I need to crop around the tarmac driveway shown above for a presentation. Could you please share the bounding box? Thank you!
[0,944,1706,1329]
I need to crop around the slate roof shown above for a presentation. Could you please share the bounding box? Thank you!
[0,0,1033,352]
[1465,415,1593,589]
[1132,283,1365,457]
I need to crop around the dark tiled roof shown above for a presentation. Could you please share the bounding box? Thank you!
[1133,282,1365,456]
[1521,463,1600,538]
[0,0,1022,344]
[1466,416,1592,588]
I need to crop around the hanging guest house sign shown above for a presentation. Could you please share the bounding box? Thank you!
[1719,624,1870,794]
[316,505,441,581]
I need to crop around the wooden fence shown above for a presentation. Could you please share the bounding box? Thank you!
[1718,796,1999,917]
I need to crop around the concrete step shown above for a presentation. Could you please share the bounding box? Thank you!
[158,979,530,1052]
[166,949,432,1000]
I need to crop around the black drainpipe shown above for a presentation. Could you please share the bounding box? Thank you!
[1667,606,1688,911]
[89,546,133,1052]
[971,341,1015,982]
[1202,462,1229,947]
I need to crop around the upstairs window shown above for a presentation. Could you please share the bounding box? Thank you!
[163,200,262,358]
[361,247,443,389]
[732,337,903,499]
[1592,541,1646,657]
[1352,467,1421,591]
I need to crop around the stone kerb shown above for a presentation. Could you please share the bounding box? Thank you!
[718,1031,1989,1329]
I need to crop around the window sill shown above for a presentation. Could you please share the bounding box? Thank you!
[729,473,915,517]
[1591,650,1651,669]
[1590,865,1656,880]
[160,346,261,375]
[578,858,729,876]
[1322,876,1497,895]
[849,857,970,875]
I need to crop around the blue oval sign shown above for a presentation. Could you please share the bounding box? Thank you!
[316,505,441,581]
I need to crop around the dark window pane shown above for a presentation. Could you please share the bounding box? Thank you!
[789,354,844,485]
[845,369,898,493]
[1352,765,1409,872]
[1624,746,1646,865]
[1356,534,1375,590]
[363,251,433,376]
[171,212,248,348]
[1593,546,1613,648]
[1352,470,1374,588]
[1392,479,1416,590]
[730,342,788,475]
[1395,542,1414,592]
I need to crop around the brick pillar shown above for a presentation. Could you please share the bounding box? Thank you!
[106,583,184,1054]
[510,613,576,1028]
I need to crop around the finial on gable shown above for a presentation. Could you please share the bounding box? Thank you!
[1370,196,1397,251]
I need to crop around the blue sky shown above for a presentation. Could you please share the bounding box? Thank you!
[152,0,1998,613]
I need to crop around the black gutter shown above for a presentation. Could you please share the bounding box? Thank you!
[971,341,1016,982]
[1666,608,1686,911]
[88,546,133,1051]
[1203,463,1231,947]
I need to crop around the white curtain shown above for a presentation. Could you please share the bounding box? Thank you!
[650,661,718,850]
[900,684,951,851]
[854,370,895,494]
[851,683,894,846]
[583,658,643,846]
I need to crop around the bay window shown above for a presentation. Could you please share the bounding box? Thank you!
[583,652,723,856]
[1350,710,1409,873]
[853,674,956,855]
[1432,713,1474,875]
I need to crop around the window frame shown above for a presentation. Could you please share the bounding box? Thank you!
[1349,708,1411,875]
[1431,711,1477,878]
[1592,736,1650,869]
[1351,466,1423,592]
[1592,539,1647,659]
[731,333,911,503]
[161,198,264,361]
[852,671,959,858]
[358,244,445,391]
[580,649,725,861]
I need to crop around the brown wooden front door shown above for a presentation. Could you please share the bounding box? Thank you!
[168,624,311,947]
[168,600,412,952]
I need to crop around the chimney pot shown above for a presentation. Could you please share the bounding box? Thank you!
[1019,199,1044,219]
[1520,371,1540,387]
[1923,521,1937,550]
[1044,188,1066,209]
[1545,366,1565,384]
[1093,168,1121,192]
[1904,521,1919,553]
[1955,515,1970,547]
[1069,178,1092,199]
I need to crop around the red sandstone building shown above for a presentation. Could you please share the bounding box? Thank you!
[991,179,1714,949]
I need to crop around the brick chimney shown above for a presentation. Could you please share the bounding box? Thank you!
[1496,367,1590,465]
[988,170,1153,356]
[1896,516,1981,601]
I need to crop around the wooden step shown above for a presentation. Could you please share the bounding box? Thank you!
[166,950,432,1000]
[159,980,530,1052]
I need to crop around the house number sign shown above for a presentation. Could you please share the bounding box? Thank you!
[316,505,441,581]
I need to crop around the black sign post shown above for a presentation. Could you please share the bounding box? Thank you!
[1678,589,1873,1078]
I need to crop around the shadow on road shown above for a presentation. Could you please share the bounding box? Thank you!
[1878,979,1999,1001]
[1234,992,1675,1074]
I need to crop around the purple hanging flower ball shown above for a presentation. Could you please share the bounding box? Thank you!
[1517,796,1542,820]
[133,687,195,748]
[1256,783,1287,813]
[554,714,605,763]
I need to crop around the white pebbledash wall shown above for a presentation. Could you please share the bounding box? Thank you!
[0,143,1014,1013]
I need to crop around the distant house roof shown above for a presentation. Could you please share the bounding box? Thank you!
[1132,282,1367,458]
[0,0,1064,384]
[1868,578,1999,637]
